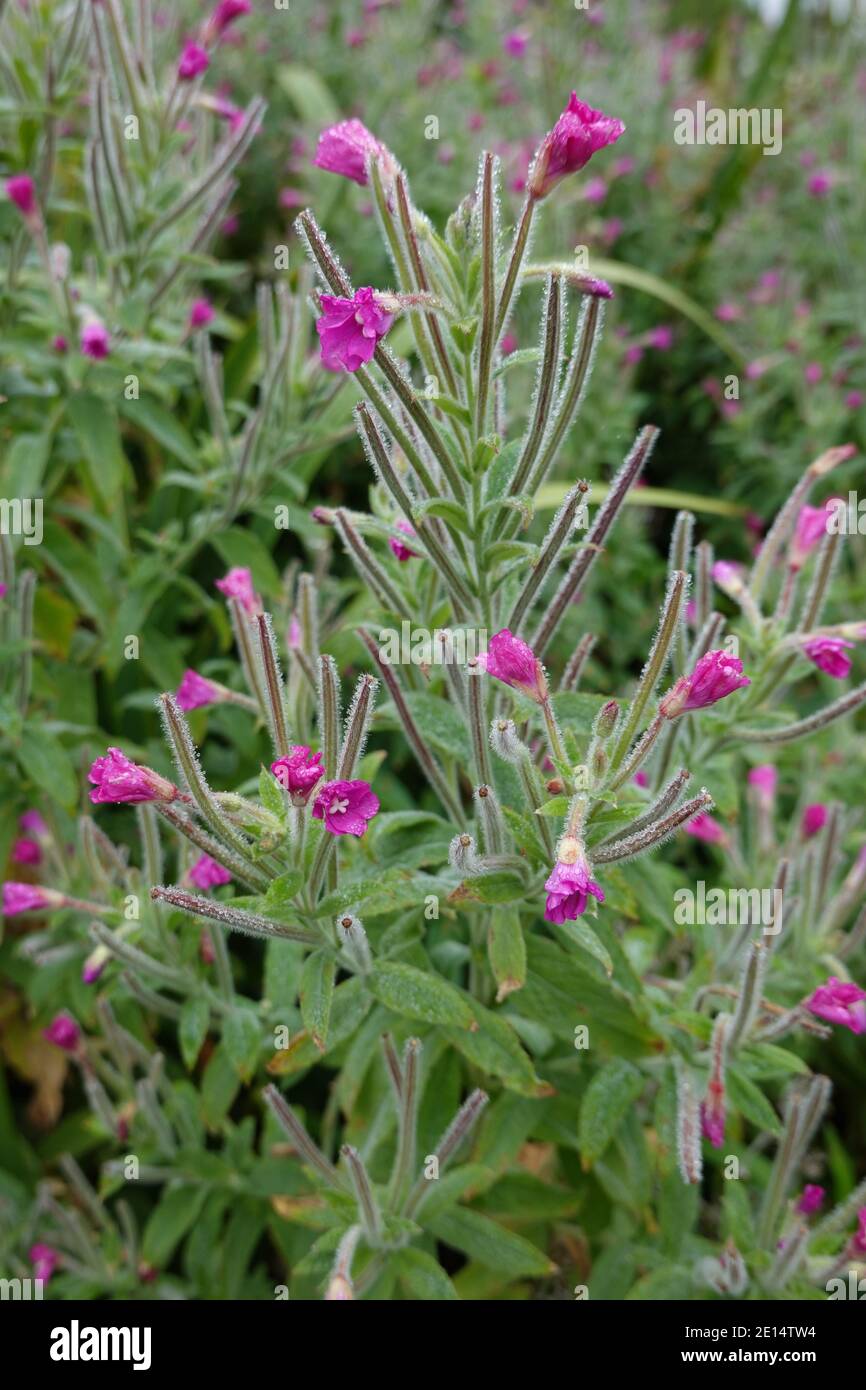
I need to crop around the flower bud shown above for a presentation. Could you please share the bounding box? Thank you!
[489,717,525,764]
[449,833,480,876]
[593,699,619,741]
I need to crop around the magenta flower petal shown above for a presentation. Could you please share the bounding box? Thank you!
[684,813,729,847]
[315,287,394,373]
[796,1184,825,1216]
[176,669,223,712]
[660,650,750,718]
[806,976,866,1034]
[178,42,210,80]
[543,840,604,924]
[529,92,625,201]
[3,882,65,915]
[44,1012,81,1053]
[6,173,38,220]
[388,519,419,562]
[271,746,325,804]
[80,321,110,359]
[803,636,854,680]
[478,628,547,703]
[313,118,395,187]
[188,854,232,890]
[88,748,179,805]
[214,566,261,617]
[29,1243,59,1284]
[312,779,380,836]
[801,803,828,838]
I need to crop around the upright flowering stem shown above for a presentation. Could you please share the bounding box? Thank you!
[474,153,497,438]
[608,570,688,776]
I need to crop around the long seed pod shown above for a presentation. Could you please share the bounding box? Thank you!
[532,424,658,655]
[255,613,290,758]
[358,629,462,822]
[405,1089,489,1216]
[263,1084,344,1189]
[317,655,341,780]
[675,1064,703,1186]
[150,887,319,944]
[608,570,688,776]
[594,788,712,863]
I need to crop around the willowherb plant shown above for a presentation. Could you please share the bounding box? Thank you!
[4,77,866,1302]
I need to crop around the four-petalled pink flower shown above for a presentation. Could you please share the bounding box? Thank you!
[543,837,604,923]
[316,287,395,372]
[312,779,379,836]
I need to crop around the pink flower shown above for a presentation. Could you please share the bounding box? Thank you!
[684,814,729,847]
[29,1244,59,1283]
[178,42,210,80]
[271,746,325,805]
[624,344,643,366]
[316,287,395,373]
[12,838,41,865]
[2,882,65,915]
[6,173,38,223]
[20,810,47,834]
[188,854,232,890]
[748,764,777,803]
[789,503,832,570]
[313,119,395,187]
[807,170,832,198]
[88,748,179,805]
[176,669,224,711]
[647,324,674,350]
[82,946,109,984]
[188,298,214,331]
[804,361,823,385]
[633,770,649,788]
[660,650,750,718]
[478,628,547,703]
[206,0,251,41]
[388,519,419,562]
[287,614,302,649]
[500,332,518,356]
[278,187,305,209]
[44,1012,81,1053]
[801,803,828,838]
[700,1081,725,1149]
[528,92,625,201]
[806,976,866,1034]
[715,302,742,322]
[796,1185,825,1216]
[312,779,379,836]
[80,320,110,359]
[543,838,604,923]
[803,636,854,679]
[503,30,529,57]
[844,390,864,410]
[583,175,608,204]
[712,560,744,596]
[52,334,68,353]
[215,566,261,616]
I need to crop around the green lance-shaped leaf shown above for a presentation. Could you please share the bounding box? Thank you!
[487,909,526,1002]
[579,1059,645,1166]
[300,949,336,1053]
[368,961,476,1030]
